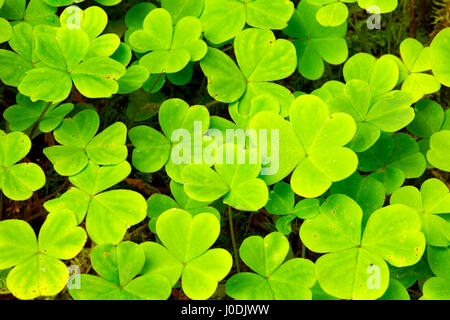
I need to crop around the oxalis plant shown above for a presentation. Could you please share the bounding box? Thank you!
[0,0,449,301]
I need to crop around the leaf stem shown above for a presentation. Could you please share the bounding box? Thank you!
[29,101,52,138]
[228,206,240,273]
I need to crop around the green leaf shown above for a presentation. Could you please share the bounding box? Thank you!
[361,204,426,267]
[0,220,37,269]
[71,57,126,98]
[117,65,149,94]
[330,172,385,227]
[87,190,147,245]
[378,278,410,300]
[357,0,398,13]
[407,100,445,138]
[157,209,220,262]
[265,182,295,215]
[289,95,358,197]
[69,161,131,196]
[344,53,399,98]
[315,247,389,300]
[0,49,32,87]
[18,68,73,103]
[36,28,90,72]
[0,130,45,201]
[141,209,232,300]
[125,2,156,30]
[391,178,450,247]
[182,248,232,300]
[301,194,426,299]
[44,110,128,176]
[398,38,440,102]
[0,211,86,300]
[200,47,247,103]
[130,8,206,74]
[427,130,450,172]
[316,1,348,27]
[37,211,87,260]
[44,187,91,224]
[200,0,294,44]
[300,194,362,252]
[421,277,450,299]
[183,144,269,211]
[129,126,171,173]
[70,241,171,300]
[283,0,348,80]
[427,245,450,279]
[358,133,426,194]
[0,130,31,167]
[430,27,450,87]
[162,0,203,22]
[328,80,414,152]
[0,18,11,44]
[90,242,144,286]
[85,122,128,165]
[4,95,73,132]
[60,6,108,40]
[226,232,316,300]
[234,28,296,82]
[248,111,303,185]
[1,163,46,201]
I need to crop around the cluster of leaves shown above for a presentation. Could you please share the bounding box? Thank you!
[0,0,449,301]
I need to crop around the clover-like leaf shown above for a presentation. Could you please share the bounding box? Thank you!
[129,8,207,74]
[200,0,294,44]
[265,182,320,234]
[430,27,450,87]
[69,241,171,300]
[182,144,269,211]
[330,172,385,227]
[0,211,86,299]
[378,278,410,300]
[60,6,120,59]
[283,0,348,80]
[0,130,45,201]
[4,94,73,133]
[44,109,127,176]
[344,53,399,98]
[427,130,450,172]
[44,162,147,245]
[17,26,126,102]
[117,65,149,94]
[129,98,210,183]
[140,209,232,300]
[162,0,203,23]
[200,28,296,117]
[427,245,450,279]
[300,194,425,299]
[1,0,58,26]
[391,178,450,247]
[327,79,414,152]
[308,0,350,27]
[249,95,358,198]
[0,23,35,86]
[357,0,398,13]
[226,232,316,300]
[358,132,426,194]
[147,180,220,232]
[407,100,446,138]
[397,38,441,102]
[420,277,450,300]
[0,17,11,44]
